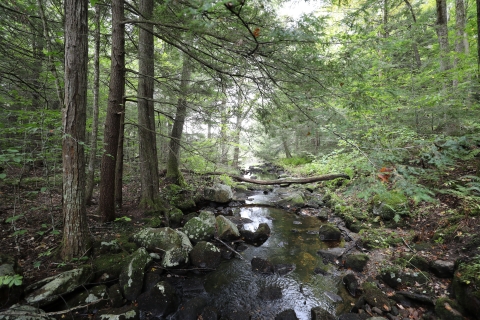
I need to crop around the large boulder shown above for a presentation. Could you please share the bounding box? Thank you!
[25,266,93,307]
[137,281,179,318]
[183,211,216,243]
[132,227,182,252]
[119,248,152,301]
[204,184,233,203]
[430,260,455,278]
[241,222,271,246]
[216,215,240,241]
[318,224,342,241]
[0,254,23,306]
[190,241,222,269]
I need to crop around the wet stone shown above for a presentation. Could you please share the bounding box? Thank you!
[251,257,274,274]
[275,309,299,320]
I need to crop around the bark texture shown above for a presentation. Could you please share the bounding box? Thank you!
[435,0,450,72]
[137,0,160,207]
[62,0,89,259]
[99,0,125,222]
[166,53,191,185]
[85,3,101,204]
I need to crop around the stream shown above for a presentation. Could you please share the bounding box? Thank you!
[177,187,353,320]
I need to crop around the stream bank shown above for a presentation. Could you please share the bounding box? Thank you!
[0,163,478,319]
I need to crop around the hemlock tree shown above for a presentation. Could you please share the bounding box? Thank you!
[137,0,160,208]
[166,52,192,185]
[99,0,125,222]
[62,0,90,259]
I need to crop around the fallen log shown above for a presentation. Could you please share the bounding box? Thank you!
[228,173,350,185]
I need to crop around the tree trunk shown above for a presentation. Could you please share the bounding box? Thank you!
[137,0,160,208]
[99,0,125,222]
[436,0,450,72]
[115,108,125,208]
[37,0,63,109]
[229,173,350,185]
[62,0,89,259]
[85,3,101,204]
[166,53,191,185]
[453,0,467,87]
[403,0,421,69]
[282,136,292,158]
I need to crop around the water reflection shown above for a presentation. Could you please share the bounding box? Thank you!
[202,203,341,320]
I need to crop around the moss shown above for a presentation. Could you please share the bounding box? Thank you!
[435,297,465,320]
[92,253,126,279]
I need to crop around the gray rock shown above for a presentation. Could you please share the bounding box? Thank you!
[189,241,222,269]
[343,273,359,297]
[318,224,342,241]
[119,248,152,301]
[137,281,179,318]
[317,247,345,263]
[0,304,53,320]
[97,240,122,254]
[132,227,182,252]
[204,184,233,203]
[275,309,299,320]
[216,215,240,240]
[183,211,216,243]
[430,260,455,278]
[241,222,271,246]
[25,266,92,307]
[311,306,335,320]
[96,304,140,320]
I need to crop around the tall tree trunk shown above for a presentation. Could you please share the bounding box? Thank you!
[436,0,451,72]
[99,0,125,222]
[166,53,191,185]
[282,136,292,158]
[115,108,125,208]
[37,0,63,109]
[137,0,160,208]
[220,97,229,165]
[85,3,101,204]
[453,0,467,87]
[62,0,89,259]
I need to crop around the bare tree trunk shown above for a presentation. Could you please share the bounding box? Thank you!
[85,3,101,204]
[436,0,451,72]
[115,108,125,208]
[37,0,63,109]
[282,136,292,158]
[99,0,125,222]
[166,53,191,185]
[453,0,467,87]
[62,0,89,259]
[404,0,422,69]
[137,0,160,208]
[220,97,229,165]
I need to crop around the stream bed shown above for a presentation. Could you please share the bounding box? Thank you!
[178,190,352,320]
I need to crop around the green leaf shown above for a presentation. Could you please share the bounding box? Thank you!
[6,215,23,223]
[0,173,6,179]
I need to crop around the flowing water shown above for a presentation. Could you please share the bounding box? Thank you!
[198,190,350,320]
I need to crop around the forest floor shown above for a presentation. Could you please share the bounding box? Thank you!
[0,159,479,318]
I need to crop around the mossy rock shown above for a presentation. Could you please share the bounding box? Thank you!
[183,211,216,243]
[168,208,183,226]
[434,297,465,320]
[371,190,408,221]
[215,215,240,241]
[318,223,342,241]
[345,254,369,272]
[148,216,163,228]
[132,227,182,252]
[362,282,391,312]
[401,254,430,271]
[92,253,127,279]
